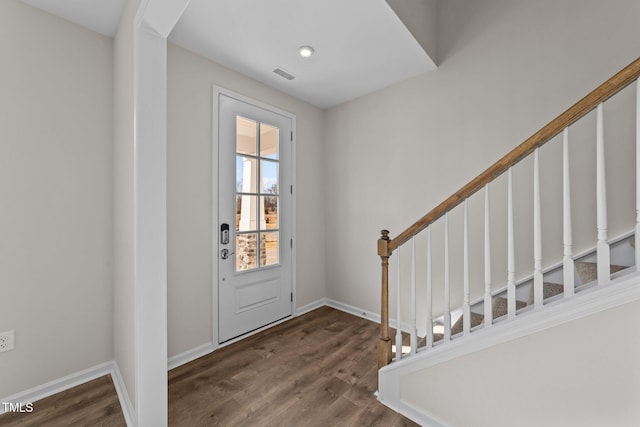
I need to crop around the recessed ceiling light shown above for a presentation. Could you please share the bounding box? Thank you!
[298,45,314,58]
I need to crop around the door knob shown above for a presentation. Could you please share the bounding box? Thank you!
[221,248,234,260]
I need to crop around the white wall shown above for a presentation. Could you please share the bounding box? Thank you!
[113,0,140,411]
[402,299,640,426]
[0,0,113,397]
[323,0,640,320]
[167,44,326,358]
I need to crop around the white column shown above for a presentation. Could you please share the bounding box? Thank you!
[240,158,258,230]
[507,168,516,318]
[563,128,575,297]
[533,149,543,307]
[132,1,191,426]
[484,185,492,327]
[596,103,611,283]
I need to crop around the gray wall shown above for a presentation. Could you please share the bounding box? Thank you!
[167,44,326,358]
[324,0,640,319]
[0,0,113,397]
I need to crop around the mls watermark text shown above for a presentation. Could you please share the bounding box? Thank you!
[2,402,34,413]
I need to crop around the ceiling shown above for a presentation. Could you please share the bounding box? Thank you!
[19,0,436,109]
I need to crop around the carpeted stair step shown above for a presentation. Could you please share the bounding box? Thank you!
[576,262,627,284]
[492,296,527,320]
[451,311,484,335]
[528,282,565,304]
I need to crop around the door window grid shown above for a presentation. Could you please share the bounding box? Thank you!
[235,116,280,272]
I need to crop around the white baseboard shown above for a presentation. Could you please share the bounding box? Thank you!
[167,342,215,371]
[325,298,415,333]
[295,298,329,316]
[296,297,416,332]
[110,362,135,427]
[0,360,135,426]
[0,361,113,415]
[325,298,381,323]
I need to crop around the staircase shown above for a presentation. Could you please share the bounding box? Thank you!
[446,254,631,339]
[397,237,635,348]
[374,58,640,426]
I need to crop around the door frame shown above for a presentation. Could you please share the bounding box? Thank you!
[211,86,297,348]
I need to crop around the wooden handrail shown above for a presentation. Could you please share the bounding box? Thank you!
[387,57,640,253]
[377,56,640,372]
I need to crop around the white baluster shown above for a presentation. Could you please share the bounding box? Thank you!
[463,200,471,334]
[533,148,543,307]
[596,103,611,283]
[426,226,433,347]
[563,128,575,297]
[636,79,640,271]
[410,237,417,354]
[484,185,492,327]
[444,212,451,341]
[507,168,516,318]
[395,249,403,361]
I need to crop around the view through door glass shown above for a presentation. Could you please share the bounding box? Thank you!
[235,116,280,271]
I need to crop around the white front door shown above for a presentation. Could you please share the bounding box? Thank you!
[217,91,293,343]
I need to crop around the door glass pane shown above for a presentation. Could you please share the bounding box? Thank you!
[260,123,279,160]
[261,160,279,194]
[236,156,258,193]
[260,231,279,267]
[260,196,278,230]
[236,116,257,156]
[234,117,282,273]
[236,195,258,232]
[236,233,258,271]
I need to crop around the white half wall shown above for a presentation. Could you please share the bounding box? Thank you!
[0,0,114,398]
[166,44,326,358]
[400,299,640,426]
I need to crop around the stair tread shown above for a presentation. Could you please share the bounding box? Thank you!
[451,312,484,335]
[492,296,527,320]
[576,262,628,284]
[528,282,565,304]
[428,260,631,343]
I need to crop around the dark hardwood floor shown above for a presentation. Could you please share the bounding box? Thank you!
[1,307,418,426]
[0,375,125,427]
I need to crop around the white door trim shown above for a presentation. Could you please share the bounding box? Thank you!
[211,86,297,348]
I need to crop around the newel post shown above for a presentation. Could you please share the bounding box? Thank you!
[378,230,393,369]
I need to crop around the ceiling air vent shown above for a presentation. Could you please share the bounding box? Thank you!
[273,67,295,81]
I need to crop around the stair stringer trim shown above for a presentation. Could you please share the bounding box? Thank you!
[378,272,640,426]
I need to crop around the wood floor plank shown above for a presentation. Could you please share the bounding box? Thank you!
[1,307,418,426]
[0,375,125,427]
